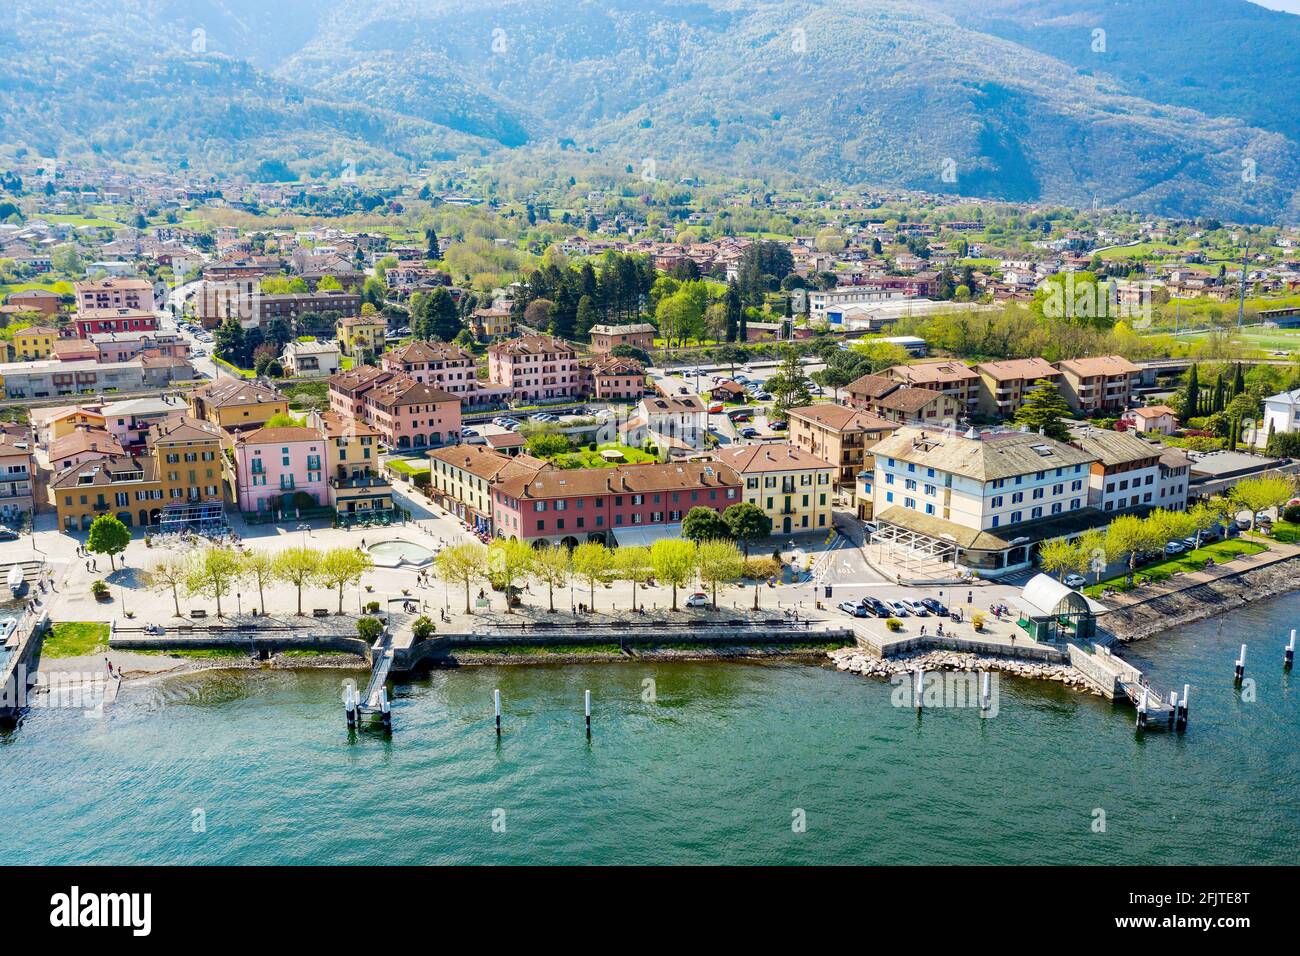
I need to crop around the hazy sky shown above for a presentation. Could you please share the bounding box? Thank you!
[1250,0,1300,13]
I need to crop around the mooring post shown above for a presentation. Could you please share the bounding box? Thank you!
[494,688,501,736]
[1286,629,1295,670]
[913,667,924,711]
[584,689,591,737]
[1136,690,1148,731]
[1235,643,1247,683]
[345,685,356,729]
[1167,690,1177,730]
[979,671,991,712]
[1176,683,1189,731]
[380,688,392,732]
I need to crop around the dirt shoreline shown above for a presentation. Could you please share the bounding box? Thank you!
[1101,553,1300,642]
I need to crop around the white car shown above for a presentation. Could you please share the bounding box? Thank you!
[1063,574,1087,589]
[685,592,710,608]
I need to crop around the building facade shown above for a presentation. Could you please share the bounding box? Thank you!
[715,443,834,535]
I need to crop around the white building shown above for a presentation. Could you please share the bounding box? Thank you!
[807,286,904,319]
[280,340,341,378]
[1262,388,1300,443]
[869,426,1099,576]
[1071,428,1170,513]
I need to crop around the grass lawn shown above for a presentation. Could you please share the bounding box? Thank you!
[1251,520,1300,544]
[386,457,431,477]
[43,622,110,658]
[1084,538,1268,596]
[553,444,656,468]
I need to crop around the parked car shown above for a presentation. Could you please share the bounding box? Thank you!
[461,428,479,438]
[888,601,910,617]
[708,403,724,414]
[1164,541,1186,555]
[739,427,759,438]
[901,600,928,617]
[920,597,948,615]
[685,592,710,608]
[755,392,773,401]
[1063,574,1087,590]
[838,600,868,617]
[1181,536,1200,550]
[0,526,18,541]
[769,420,788,431]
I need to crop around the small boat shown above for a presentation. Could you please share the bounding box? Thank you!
[7,564,23,597]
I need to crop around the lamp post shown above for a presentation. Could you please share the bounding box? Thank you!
[237,592,242,616]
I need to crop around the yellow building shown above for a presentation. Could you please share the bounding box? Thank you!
[12,326,59,361]
[52,417,225,532]
[188,379,288,432]
[470,305,513,340]
[31,405,107,447]
[309,410,395,515]
[715,442,835,536]
[428,444,550,533]
[337,314,387,357]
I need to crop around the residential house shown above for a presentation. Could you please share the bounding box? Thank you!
[281,340,341,378]
[974,358,1062,418]
[11,326,58,361]
[1056,355,1141,415]
[715,443,834,535]
[1071,428,1172,513]
[380,340,482,400]
[1262,388,1300,442]
[73,308,159,339]
[309,410,394,516]
[0,432,35,522]
[75,277,153,313]
[1122,405,1179,436]
[228,425,328,516]
[579,355,647,401]
[470,305,513,340]
[428,444,551,534]
[188,379,289,433]
[336,314,387,358]
[623,395,709,457]
[48,426,125,474]
[490,460,743,548]
[886,361,980,416]
[487,335,580,402]
[870,426,1101,576]
[589,323,656,354]
[785,404,900,486]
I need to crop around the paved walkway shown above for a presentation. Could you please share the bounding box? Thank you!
[1094,537,1300,612]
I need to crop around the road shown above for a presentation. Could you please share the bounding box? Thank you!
[158,278,220,380]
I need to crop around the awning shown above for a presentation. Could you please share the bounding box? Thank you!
[611,523,683,548]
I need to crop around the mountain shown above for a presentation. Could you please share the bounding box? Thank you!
[4,0,1300,222]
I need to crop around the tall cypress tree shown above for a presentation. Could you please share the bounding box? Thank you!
[724,280,741,343]
[1233,362,1245,396]
[1184,363,1200,419]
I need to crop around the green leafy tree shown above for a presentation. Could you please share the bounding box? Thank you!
[273,546,322,616]
[530,544,571,612]
[238,550,276,615]
[650,539,698,611]
[315,547,375,614]
[723,502,772,558]
[1012,379,1072,441]
[614,545,654,612]
[695,539,744,608]
[487,538,534,612]
[147,555,189,617]
[1105,514,1164,575]
[571,541,615,611]
[87,514,130,570]
[681,506,731,543]
[1037,538,1084,581]
[1230,475,1295,529]
[186,547,242,618]
[434,542,488,614]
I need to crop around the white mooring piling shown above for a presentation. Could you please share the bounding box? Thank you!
[913,667,924,711]
[380,688,392,732]
[494,688,502,736]
[979,671,991,712]
[1136,690,1148,731]
[345,686,356,729]
[1167,691,1177,730]
[1176,683,1190,731]
[1286,630,1295,670]
[1234,644,1247,683]
[584,689,591,736]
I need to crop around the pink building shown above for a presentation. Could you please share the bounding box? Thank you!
[487,334,579,402]
[490,460,742,547]
[328,366,461,449]
[229,425,328,515]
[381,340,479,398]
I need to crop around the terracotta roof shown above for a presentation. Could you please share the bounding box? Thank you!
[974,358,1060,381]
[428,443,550,483]
[1056,355,1141,377]
[489,334,574,356]
[192,378,284,408]
[715,443,834,474]
[640,395,706,414]
[845,373,900,400]
[888,360,979,385]
[49,428,123,462]
[587,355,645,376]
[51,453,156,489]
[786,404,899,433]
[485,431,526,448]
[234,426,324,445]
[1130,405,1177,418]
[313,410,380,440]
[495,460,739,499]
[385,340,472,364]
[365,375,459,408]
[875,387,952,414]
[149,416,223,445]
[328,365,393,394]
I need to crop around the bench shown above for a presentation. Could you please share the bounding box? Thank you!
[189,609,207,619]
[312,608,330,618]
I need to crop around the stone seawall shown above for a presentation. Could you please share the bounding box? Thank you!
[1101,553,1300,642]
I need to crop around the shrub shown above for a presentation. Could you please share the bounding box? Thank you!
[885,617,903,632]
[90,579,109,598]
[1283,504,1300,524]
[412,615,436,641]
[356,617,383,643]
[364,601,381,614]
[742,557,781,580]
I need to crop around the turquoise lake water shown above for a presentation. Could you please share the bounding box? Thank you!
[2,595,1298,865]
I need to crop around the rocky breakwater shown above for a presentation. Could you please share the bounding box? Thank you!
[827,647,1100,694]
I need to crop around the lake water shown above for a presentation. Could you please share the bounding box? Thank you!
[2,595,1298,865]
